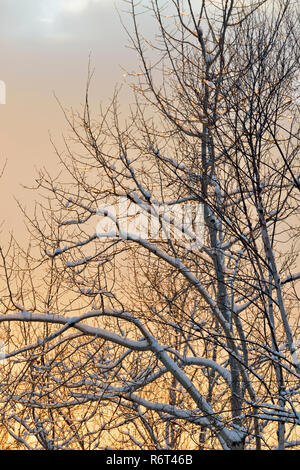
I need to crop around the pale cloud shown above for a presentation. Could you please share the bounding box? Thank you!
[41,0,107,21]
[39,0,109,25]
[0,0,116,40]
[62,0,107,14]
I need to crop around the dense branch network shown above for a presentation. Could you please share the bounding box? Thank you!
[0,0,299,450]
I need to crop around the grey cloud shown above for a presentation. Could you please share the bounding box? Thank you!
[0,0,123,43]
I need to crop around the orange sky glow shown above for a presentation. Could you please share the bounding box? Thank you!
[0,0,137,237]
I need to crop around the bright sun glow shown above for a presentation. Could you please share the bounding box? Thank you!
[62,0,102,13]
[39,0,105,24]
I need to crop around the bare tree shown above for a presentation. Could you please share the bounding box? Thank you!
[0,0,300,450]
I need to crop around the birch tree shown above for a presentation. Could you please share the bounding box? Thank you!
[0,0,300,450]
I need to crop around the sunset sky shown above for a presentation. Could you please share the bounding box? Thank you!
[0,0,136,235]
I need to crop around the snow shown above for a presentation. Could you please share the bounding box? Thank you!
[66,317,79,325]
[167,157,185,170]
[65,197,73,208]
[205,54,213,63]
[159,156,186,170]
[141,188,151,199]
[21,310,32,319]
[60,215,90,226]
[184,357,232,385]
[66,256,92,267]
[214,185,222,195]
